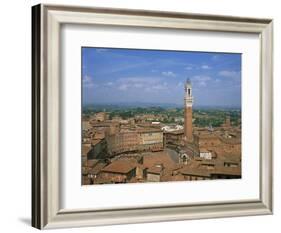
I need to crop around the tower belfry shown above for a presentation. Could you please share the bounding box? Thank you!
[184,78,193,142]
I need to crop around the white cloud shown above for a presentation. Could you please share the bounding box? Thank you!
[201,65,211,69]
[104,82,113,86]
[133,83,144,88]
[192,75,211,87]
[118,84,129,91]
[192,75,211,82]
[83,75,96,88]
[117,76,167,92]
[94,60,153,76]
[152,84,168,90]
[161,71,176,77]
[145,84,168,92]
[185,63,196,70]
[118,77,160,84]
[218,70,241,79]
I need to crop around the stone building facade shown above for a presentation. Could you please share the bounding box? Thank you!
[184,79,193,143]
[106,129,163,156]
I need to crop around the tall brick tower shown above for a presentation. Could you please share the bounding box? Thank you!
[184,78,193,143]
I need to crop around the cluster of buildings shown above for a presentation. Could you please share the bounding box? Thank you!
[82,117,164,162]
[82,149,240,185]
[82,79,241,185]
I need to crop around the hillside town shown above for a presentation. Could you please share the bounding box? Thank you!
[82,79,241,185]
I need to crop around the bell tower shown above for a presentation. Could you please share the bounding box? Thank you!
[184,78,193,143]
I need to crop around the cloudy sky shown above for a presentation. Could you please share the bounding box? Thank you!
[82,47,241,107]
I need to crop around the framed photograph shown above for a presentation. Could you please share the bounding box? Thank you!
[32,4,273,229]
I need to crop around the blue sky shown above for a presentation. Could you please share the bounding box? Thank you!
[82,47,241,107]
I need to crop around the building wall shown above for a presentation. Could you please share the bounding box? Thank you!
[95,112,107,122]
[82,120,91,131]
[184,107,193,142]
[139,131,163,151]
[147,173,161,182]
[82,155,87,164]
[140,131,163,145]
[135,166,144,179]
[183,175,210,181]
[92,142,101,157]
[164,132,184,146]
[98,169,136,183]
[109,123,119,135]
[197,136,221,147]
[107,130,163,155]
[200,152,212,160]
[89,139,107,159]
[98,172,127,183]
[106,132,139,155]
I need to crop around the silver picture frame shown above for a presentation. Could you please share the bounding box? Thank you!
[32,4,273,229]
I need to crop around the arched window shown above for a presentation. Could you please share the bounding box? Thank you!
[182,155,187,164]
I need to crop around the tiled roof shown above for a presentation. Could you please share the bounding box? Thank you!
[101,160,137,174]
[147,166,162,174]
[142,151,176,169]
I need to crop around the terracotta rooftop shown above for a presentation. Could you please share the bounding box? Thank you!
[180,167,211,177]
[93,131,105,140]
[147,165,163,174]
[89,162,107,175]
[211,167,241,176]
[101,160,137,174]
[180,164,241,178]
[142,151,176,170]
[86,159,99,168]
